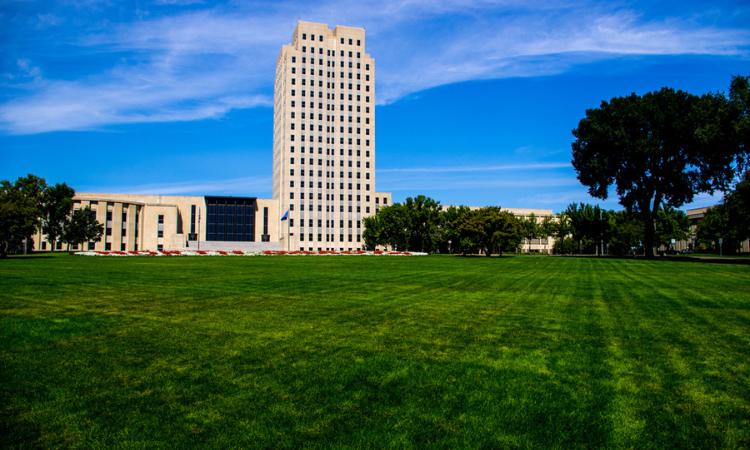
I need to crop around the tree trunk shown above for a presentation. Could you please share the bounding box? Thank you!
[643,214,658,259]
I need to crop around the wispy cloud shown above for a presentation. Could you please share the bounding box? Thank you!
[83,176,272,196]
[1,0,748,134]
[379,162,571,173]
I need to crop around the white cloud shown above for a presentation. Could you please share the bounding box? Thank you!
[84,175,272,195]
[1,0,748,134]
[379,162,571,173]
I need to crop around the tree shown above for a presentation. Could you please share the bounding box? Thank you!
[608,210,644,256]
[363,203,411,251]
[695,170,750,254]
[438,205,471,254]
[0,174,47,258]
[62,206,104,250]
[454,207,523,256]
[362,196,444,252]
[362,213,383,250]
[42,182,75,251]
[654,206,690,250]
[404,195,442,253]
[539,215,557,253]
[561,203,610,254]
[572,76,749,258]
[721,169,750,244]
[519,213,540,252]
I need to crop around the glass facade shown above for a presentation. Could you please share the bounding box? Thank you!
[205,196,256,242]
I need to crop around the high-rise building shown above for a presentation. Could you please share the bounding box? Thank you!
[273,21,391,252]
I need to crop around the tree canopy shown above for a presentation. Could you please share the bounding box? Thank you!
[454,207,523,256]
[63,206,104,250]
[0,174,47,257]
[1,174,102,256]
[572,76,749,257]
[42,182,76,251]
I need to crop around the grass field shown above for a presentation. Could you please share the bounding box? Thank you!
[1,254,749,449]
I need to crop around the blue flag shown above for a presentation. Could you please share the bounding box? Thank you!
[281,210,289,221]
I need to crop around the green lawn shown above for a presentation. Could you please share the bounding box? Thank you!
[1,254,749,449]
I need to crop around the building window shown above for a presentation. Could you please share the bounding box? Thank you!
[105,243,111,251]
[191,205,196,234]
[157,244,163,251]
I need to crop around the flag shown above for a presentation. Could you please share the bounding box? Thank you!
[281,210,289,221]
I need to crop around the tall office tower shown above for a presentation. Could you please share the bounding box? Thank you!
[273,21,390,251]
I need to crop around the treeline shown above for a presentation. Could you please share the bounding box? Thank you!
[551,203,690,255]
[0,174,103,257]
[362,196,530,256]
[360,195,722,256]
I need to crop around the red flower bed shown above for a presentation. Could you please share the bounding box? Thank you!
[232,250,244,255]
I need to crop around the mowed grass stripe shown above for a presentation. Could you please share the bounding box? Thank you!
[1,254,749,449]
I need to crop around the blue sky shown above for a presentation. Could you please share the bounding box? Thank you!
[2,0,749,213]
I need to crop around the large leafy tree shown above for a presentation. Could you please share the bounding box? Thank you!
[539,215,557,253]
[654,206,690,250]
[404,195,442,253]
[454,207,523,256]
[572,76,749,258]
[0,174,47,258]
[63,206,104,251]
[608,210,644,256]
[362,196,444,252]
[562,203,611,254]
[362,203,410,251]
[42,182,75,251]
[519,213,540,252]
[437,205,471,254]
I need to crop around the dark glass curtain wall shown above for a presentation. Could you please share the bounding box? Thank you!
[205,196,256,242]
